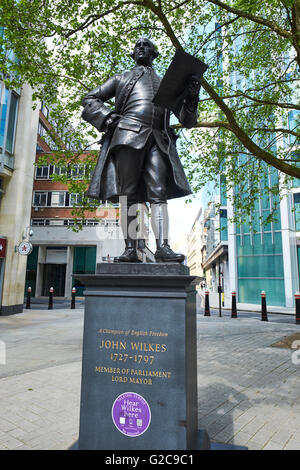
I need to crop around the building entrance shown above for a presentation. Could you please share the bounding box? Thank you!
[42,264,66,297]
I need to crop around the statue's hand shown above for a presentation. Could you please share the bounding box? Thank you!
[185,75,201,100]
[105,113,120,132]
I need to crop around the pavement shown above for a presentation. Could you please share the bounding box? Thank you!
[197,309,300,450]
[0,305,299,450]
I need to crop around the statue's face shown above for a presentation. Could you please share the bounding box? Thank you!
[132,38,156,66]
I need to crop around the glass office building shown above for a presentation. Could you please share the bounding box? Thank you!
[200,170,299,307]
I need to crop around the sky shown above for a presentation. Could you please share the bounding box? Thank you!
[167,192,203,254]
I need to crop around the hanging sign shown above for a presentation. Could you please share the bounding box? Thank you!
[0,238,7,258]
[18,241,33,256]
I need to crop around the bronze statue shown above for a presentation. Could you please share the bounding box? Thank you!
[82,38,201,262]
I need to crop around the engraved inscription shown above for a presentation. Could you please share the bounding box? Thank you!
[96,327,171,386]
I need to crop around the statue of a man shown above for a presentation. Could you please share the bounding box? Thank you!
[82,38,201,262]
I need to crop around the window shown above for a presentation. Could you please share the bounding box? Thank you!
[36,166,50,179]
[49,219,64,226]
[31,219,50,226]
[38,120,47,137]
[0,87,9,149]
[71,164,85,179]
[69,193,83,206]
[288,110,299,145]
[33,192,48,207]
[64,219,75,226]
[85,219,99,226]
[220,209,228,241]
[294,193,300,231]
[38,120,58,150]
[35,165,67,178]
[56,165,67,176]
[41,102,50,120]
[104,219,119,226]
[0,85,19,157]
[5,92,18,153]
[51,191,66,207]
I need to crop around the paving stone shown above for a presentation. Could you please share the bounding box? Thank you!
[228,431,252,446]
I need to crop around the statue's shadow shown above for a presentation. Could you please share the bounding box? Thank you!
[198,382,249,450]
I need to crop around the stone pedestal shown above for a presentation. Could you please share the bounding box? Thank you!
[76,263,209,450]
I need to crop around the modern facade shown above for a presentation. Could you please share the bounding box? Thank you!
[192,165,300,308]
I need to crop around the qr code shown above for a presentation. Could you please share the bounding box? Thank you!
[137,419,143,427]
[120,417,125,424]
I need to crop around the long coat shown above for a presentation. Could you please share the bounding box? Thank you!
[82,66,196,203]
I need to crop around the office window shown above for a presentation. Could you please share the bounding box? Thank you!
[0,87,9,150]
[85,219,99,226]
[104,219,119,226]
[49,219,64,226]
[71,164,85,179]
[288,110,299,145]
[31,219,50,226]
[41,102,50,120]
[38,120,58,150]
[51,191,66,207]
[33,192,48,207]
[5,92,18,153]
[64,219,75,226]
[294,193,300,231]
[220,209,228,241]
[0,86,18,155]
[69,193,83,206]
[38,120,47,137]
[36,166,50,179]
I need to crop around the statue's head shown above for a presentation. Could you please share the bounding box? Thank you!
[130,38,159,66]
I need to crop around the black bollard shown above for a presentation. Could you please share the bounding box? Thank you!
[231,291,237,318]
[295,292,300,325]
[26,286,31,309]
[71,287,76,309]
[204,290,210,316]
[261,291,268,321]
[218,285,222,317]
[48,287,53,310]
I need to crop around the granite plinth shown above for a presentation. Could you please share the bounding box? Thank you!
[96,262,190,275]
[76,263,209,450]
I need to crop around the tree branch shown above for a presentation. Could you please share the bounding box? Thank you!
[141,0,300,179]
[205,0,292,39]
[204,91,300,111]
[62,1,145,38]
[251,127,300,138]
[193,15,241,55]
[172,120,231,130]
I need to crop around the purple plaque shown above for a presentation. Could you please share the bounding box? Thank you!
[112,392,151,437]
